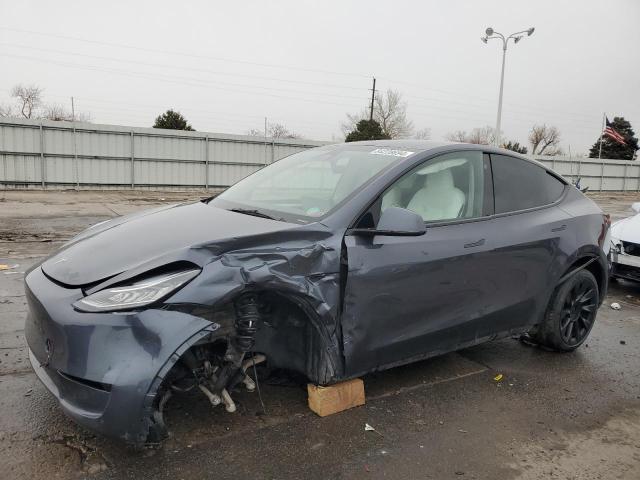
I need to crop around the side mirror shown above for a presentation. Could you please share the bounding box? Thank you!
[632,202,640,214]
[351,207,426,237]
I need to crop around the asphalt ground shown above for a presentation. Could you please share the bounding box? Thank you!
[0,189,639,480]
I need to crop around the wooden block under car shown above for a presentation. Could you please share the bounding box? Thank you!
[307,378,365,417]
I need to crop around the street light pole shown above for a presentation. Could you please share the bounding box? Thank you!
[495,44,507,148]
[481,27,535,146]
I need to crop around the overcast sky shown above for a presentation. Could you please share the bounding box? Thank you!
[1,0,638,155]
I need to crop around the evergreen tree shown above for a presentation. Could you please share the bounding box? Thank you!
[502,140,528,154]
[345,119,391,142]
[589,117,638,160]
[153,109,195,131]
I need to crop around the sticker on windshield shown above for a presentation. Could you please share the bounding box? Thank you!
[369,148,414,158]
[306,207,323,217]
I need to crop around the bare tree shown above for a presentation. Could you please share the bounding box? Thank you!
[374,90,414,139]
[468,126,497,145]
[529,124,561,155]
[445,126,498,145]
[445,130,469,142]
[271,123,301,138]
[4,84,91,122]
[43,105,69,121]
[43,104,91,122]
[342,89,414,139]
[246,124,300,139]
[268,123,290,138]
[413,127,431,140]
[11,84,43,119]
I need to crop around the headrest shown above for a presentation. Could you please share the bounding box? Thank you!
[424,168,454,189]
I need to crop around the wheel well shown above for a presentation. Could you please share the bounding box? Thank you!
[566,256,606,300]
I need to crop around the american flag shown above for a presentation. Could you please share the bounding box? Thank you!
[604,117,627,145]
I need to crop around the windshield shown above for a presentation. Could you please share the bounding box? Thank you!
[211,145,412,223]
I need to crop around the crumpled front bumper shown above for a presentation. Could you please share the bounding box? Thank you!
[24,266,215,444]
[610,246,640,281]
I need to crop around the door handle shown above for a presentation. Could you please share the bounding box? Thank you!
[551,224,567,232]
[464,238,485,249]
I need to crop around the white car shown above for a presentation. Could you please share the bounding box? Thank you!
[610,202,640,281]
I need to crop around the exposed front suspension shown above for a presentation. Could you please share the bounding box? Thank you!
[234,293,261,352]
[197,293,265,412]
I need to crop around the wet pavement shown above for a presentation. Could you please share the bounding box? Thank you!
[1,190,639,479]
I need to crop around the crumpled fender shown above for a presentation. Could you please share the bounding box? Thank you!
[167,225,346,384]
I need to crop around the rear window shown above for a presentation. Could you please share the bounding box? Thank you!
[491,154,565,214]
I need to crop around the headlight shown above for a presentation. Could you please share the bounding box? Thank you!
[73,269,200,312]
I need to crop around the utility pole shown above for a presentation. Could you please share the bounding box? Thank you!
[71,96,78,188]
[369,77,376,121]
[264,117,268,165]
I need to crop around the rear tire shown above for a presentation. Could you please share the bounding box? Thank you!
[532,269,599,351]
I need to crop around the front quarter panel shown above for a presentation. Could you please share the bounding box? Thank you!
[24,266,215,443]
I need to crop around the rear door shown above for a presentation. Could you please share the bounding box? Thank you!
[482,154,572,335]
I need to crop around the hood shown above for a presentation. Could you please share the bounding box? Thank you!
[611,214,640,244]
[41,202,297,287]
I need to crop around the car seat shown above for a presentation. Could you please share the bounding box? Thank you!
[406,169,465,221]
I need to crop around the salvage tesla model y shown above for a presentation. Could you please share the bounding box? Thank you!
[25,141,609,444]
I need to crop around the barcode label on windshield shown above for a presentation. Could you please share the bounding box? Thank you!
[370,148,414,158]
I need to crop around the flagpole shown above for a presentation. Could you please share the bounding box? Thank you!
[598,112,605,159]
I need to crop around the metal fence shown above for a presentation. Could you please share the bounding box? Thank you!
[1,117,638,192]
[0,118,327,191]
[533,156,640,192]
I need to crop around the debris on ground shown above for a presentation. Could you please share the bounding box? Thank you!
[611,302,621,310]
[0,264,18,271]
[620,340,627,345]
[364,423,383,437]
[494,374,503,382]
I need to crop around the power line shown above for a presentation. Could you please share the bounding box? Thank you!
[0,42,368,93]
[2,48,365,102]
[382,77,611,124]
[0,26,371,79]
[400,90,600,124]
[10,83,603,139]
[0,53,369,109]
[4,26,633,128]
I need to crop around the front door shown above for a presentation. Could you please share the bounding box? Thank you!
[341,150,497,376]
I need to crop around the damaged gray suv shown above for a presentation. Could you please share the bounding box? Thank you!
[25,141,610,444]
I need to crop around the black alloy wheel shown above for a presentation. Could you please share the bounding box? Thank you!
[558,275,598,346]
[531,269,599,351]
